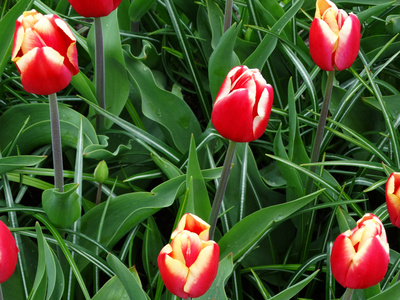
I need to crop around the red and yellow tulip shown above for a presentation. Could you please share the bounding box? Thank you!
[211,65,273,143]
[385,172,400,227]
[0,221,19,283]
[11,10,79,95]
[157,214,219,298]
[309,0,361,71]
[67,0,122,18]
[330,213,389,289]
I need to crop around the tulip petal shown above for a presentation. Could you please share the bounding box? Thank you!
[170,232,202,268]
[171,213,210,241]
[0,221,19,283]
[346,237,389,289]
[253,85,273,140]
[158,245,190,299]
[68,0,122,18]
[334,13,360,71]
[330,233,355,287]
[11,20,25,61]
[309,18,338,71]
[212,88,255,142]
[184,241,219,298]
[16,47,72,95]
[386,173,400,227]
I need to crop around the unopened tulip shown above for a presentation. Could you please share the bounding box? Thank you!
[309,0,361,71]
[11,10,79,95]
[67,0,122,18]
[330,213,389,289]
[385,172,400,227]
[158,214,219,298]
[0,221,19,283]
[211,65,273,143]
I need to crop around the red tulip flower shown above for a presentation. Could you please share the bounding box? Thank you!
[309,0,361,71]
[211,66,274,143]
[385,172,400,227]
[67,0,122,18]
[330,213,389,289]
[11,10,79,95]
[158,214,219,298]
[0,221,19,283]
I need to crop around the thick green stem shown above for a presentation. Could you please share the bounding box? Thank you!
[223,0,233,33]
[342,288,354,300]
[94,17,106,131]
[49,93,64,192]
[209,140,236,240]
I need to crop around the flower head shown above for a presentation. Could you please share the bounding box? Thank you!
[211,65,273,143]
[309,0,361,71]
[11,10,79,95]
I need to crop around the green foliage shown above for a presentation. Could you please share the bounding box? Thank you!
[1,0,400,299]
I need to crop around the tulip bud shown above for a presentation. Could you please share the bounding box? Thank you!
[0,221,19,283]
[211,65,273,143]
[11,10,79,95]
[385,172,400,227]
[309,0,361,71]
[94,160,109,184]
[157,214,219,298]
[330,213,389,289]
[67,0,122,18]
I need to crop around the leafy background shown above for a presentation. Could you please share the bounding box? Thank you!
[1,0,400,299]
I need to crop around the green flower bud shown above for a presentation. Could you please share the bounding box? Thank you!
[94,160,109,184]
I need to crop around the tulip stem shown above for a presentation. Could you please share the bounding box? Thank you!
[307,70,335,192]
[49,93,64,192]
[301,70,335,262]
[342,288,354,300]
[0,284,3,300]
[223,0,233,33]
[209,140,237,240]
[94,17,106,131]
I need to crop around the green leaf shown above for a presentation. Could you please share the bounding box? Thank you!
[123,49,202,153]
[185,135,211,220]
[106,253,149,300]
[0,155,46,176]
[206,0,224,49]
[218,189,324,260]
[0,103,98,154]
[197,254,234,300]
[208,23,241,100]
[129,0,156,22]
[142,216,163,287]
[269,270,319,300]
[42,183,81,228]
[87,10,130,128]
[77,175,187,271]
[244,0,304,70]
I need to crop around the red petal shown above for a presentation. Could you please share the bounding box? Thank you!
[0,221,19,283]
[16,47,73,95]
[157,245,189,298]
[68,0,122,17]
[253,84,273,140]
[334,13,361,70]
[309,18,337,71]
[185,241,219,298]
[330,233,355,287]
[212,88,255,142]
[346,237,389,289]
